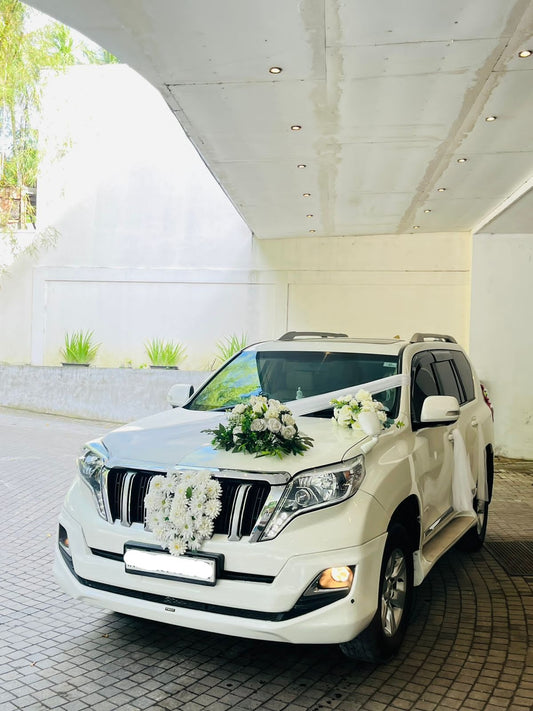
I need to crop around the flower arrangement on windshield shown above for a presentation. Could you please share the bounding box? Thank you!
[205,395,314,458]
[331,390,389,431]
[144,469,222,556]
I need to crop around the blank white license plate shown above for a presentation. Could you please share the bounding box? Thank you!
[124,546,218,585]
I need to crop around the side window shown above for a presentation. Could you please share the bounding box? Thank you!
[452,352,475,403]
[411,352,438,424]
[432,359,462,402]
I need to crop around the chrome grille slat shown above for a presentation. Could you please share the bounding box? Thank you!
[120,472,135,526]
[228,484,252,541]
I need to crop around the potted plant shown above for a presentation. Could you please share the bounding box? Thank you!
[145,338,187,369]
[60,330,100,366]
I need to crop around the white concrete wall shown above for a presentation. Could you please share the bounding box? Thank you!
[0,65,472,374]
[470,233,533,459]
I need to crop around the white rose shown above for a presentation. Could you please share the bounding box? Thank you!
[253,402,265,414]
[356,389,372,403]
[281,425,296,440]
[281,414,295,426]
[336,405,353,427]
[233,403,246,415]
[251,418,266,432]
[267,418,282,433]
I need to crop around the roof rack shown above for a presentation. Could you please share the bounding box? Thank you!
[279,331,348,341]
[410,332,457,344]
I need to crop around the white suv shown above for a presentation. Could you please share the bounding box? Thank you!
[55,332,494,662]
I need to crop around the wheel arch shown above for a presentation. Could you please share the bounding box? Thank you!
[388,495,421,552]
[486,444,494,503]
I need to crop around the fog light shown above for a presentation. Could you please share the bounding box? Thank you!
[58,524,71,557]
[319,566,354,589]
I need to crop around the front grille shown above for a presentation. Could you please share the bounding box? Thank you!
[106,469,271,539]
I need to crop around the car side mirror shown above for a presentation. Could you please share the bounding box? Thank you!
[420,395,460,424]
[167,384,194,408]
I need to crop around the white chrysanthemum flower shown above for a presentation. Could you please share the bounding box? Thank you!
[203,498,222,518]
[197,516,214,539]
[205,479,222,497]
[149,475,167,490]
[168,538,188,556]
[267,418,282,433]
[189,496,208,514]
[169,498,188,520]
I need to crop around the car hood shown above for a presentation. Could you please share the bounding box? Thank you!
[101,406,367,476]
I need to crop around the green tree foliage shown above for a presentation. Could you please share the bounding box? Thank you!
[0,0,118,225]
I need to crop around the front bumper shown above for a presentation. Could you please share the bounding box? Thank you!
[54,503,387,645]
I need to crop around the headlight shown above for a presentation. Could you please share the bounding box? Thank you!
[259,455,365,541]
[78,440,109,520]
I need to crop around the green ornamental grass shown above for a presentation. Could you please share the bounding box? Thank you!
[215,333,247,364]
[145,338,187,367]
[61,330,100,364]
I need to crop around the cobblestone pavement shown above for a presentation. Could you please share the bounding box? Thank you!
[1,407,532,711]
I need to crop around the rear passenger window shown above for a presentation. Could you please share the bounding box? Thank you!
[452,352,475,403]
[432,360,462,402]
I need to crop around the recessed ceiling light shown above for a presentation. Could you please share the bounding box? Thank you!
[291,125,302,131]
[309,229,316,233]
[413,225,420,230]
[303,193,311,197]
[306,214,314,218]
[485,115,497,122]
[518,49,532,58]
[424,209,431,213]
[437,187,446,192]
[269,66,282,74]
[297,164,307,169]
[457,157,467,163]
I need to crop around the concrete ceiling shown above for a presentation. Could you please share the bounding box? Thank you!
[28,0,533,238]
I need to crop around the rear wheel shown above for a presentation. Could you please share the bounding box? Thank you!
[456,447,493,552]
[340,524,413,662]
[455,497,488,552]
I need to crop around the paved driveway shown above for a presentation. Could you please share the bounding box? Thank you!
[1,407,531,711]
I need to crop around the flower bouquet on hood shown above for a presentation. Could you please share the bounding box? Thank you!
[205,395,313,458]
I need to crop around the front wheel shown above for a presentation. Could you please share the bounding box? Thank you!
[340,524,413,663]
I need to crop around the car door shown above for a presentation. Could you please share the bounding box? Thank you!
[410,351,456,540]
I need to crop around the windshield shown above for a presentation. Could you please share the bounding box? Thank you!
[188,350,399,415]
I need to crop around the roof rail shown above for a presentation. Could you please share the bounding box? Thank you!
[279,331,348,341]
[410,332,457,344]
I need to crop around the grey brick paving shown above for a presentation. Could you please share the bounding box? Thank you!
[1,406,532,710]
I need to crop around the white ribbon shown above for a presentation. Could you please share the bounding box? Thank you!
[285,373,410,417]
[452,429,476,514]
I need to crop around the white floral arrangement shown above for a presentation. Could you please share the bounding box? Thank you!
[331,389,389,431]
[144,469,222,556]
[204,395,313,458]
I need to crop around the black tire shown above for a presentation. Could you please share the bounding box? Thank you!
[455,497,489,552]
[339,524,413,663]
[455,447,492,552]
